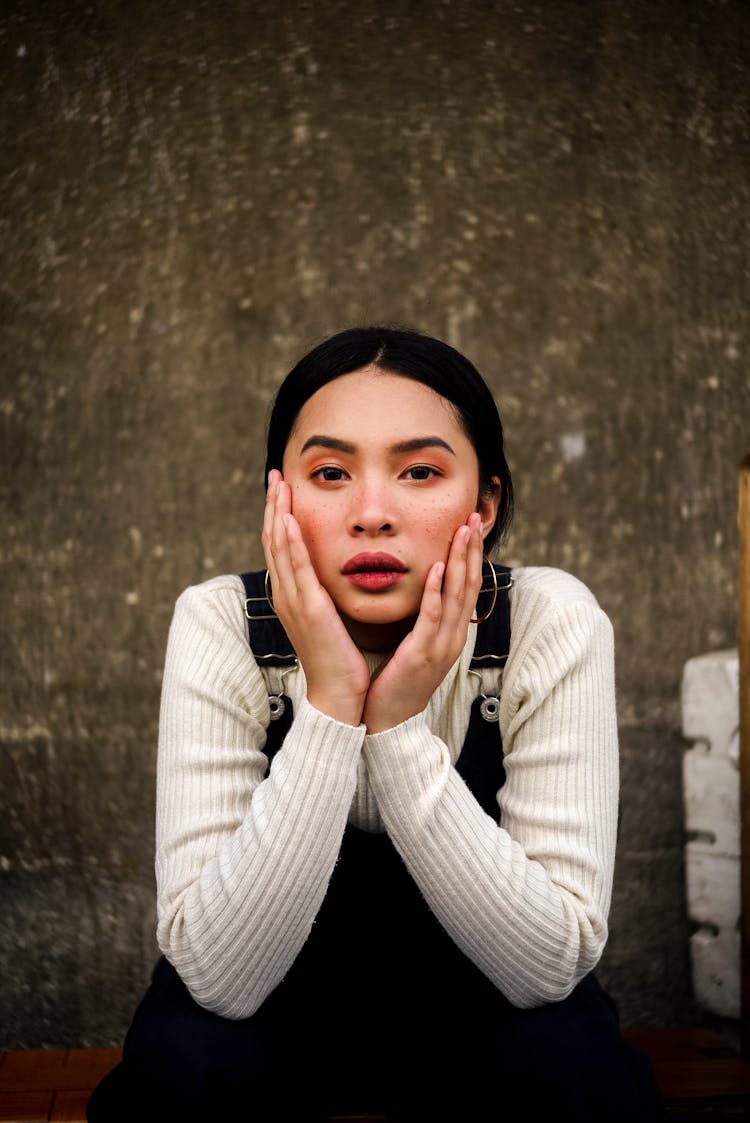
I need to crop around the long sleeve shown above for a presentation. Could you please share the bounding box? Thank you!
[155,577,365,1019]
[362,567,618,1008]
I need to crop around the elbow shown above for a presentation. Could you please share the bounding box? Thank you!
[505,908,608,1009]
[158,942,267,1021]
[186,980,264,1022]
[157,909,267,1021]
[510,961,582,1008]
[513,971,581,1009]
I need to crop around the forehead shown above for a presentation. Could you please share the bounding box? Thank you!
[289,366,465,442]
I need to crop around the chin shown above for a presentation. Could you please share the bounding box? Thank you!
[346,604,417,627]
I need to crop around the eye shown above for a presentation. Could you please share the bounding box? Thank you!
[403,465,438,481]
[313,466,347,482]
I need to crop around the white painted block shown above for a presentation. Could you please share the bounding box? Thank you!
[690,926,741,1017]
[681,648,740,1019]
[685,849,740,929]
[683,752,740,857]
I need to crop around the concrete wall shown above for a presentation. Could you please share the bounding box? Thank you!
[1,0,748,1045]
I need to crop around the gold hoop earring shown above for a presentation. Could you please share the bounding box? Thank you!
[264,569,275,612]
[470,556,498,625]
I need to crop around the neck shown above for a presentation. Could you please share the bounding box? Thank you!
[342,613,415,654]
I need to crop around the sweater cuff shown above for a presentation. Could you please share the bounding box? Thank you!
[363,713,450,824]
[290,696,366,772]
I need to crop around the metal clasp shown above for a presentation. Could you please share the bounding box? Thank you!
[244,595,276,621]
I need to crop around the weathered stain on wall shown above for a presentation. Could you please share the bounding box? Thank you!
[1,0,749,1044]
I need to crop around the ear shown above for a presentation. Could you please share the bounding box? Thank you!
[477,478,502,543]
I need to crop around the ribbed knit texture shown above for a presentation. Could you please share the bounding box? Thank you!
[155,567,618,1018]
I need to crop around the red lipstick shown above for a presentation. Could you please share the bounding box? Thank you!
[341,552,407,591]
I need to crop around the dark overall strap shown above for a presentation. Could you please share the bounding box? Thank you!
[239,562,512,813]
[459,561,512,819]
[239,570,297,665]
[239,570,296,757]
[470,562,512,670]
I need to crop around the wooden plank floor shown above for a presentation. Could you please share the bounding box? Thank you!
[625,1029,750,1103]
[0,1047,384,1123]
[0,1049,122,1123]
[1,1030,749,1122]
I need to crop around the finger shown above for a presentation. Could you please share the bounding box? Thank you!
[268,485,300,599]
[440,523,473,614]
[449,519,483,635]
[423,559,446,614]
[282,513,317,586]
[264,476,297,602]
[431,516,483,643]
[410,525,471,647]
[262,469,280,543]
[271,478,292,542]
[263,475,290,566]
[409,561,446,639]
[281,514,346,626]
[465,512,484,599]
[262,470,281,582]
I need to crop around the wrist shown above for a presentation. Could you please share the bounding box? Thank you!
[306,689,364,728]
[364,697,427,735]
[366,711,409,734]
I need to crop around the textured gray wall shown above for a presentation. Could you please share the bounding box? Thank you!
[2,0,748,1046]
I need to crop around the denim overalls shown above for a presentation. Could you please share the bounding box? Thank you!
[88,566,662,1122]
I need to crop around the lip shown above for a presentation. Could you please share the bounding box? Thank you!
[341,553,408,575]
[341,553,408,592]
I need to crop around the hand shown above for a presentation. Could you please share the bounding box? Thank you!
[262,470,370,726]
[362,512,484,733]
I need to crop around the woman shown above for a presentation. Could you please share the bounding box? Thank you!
[89,327,661,1121]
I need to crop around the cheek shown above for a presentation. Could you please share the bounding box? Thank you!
[289,493,330,555]
[414,498,475,551]
[293,509,322,543]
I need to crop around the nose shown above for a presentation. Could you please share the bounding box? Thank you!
[350,479,395,536]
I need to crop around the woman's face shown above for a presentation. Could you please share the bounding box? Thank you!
[281,366,499,648]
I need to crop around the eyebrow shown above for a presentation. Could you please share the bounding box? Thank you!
[300,435,356,454]
[299,435,456,456]
[391,437,455,456]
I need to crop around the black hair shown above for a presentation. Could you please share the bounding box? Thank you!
[265,326,513,551]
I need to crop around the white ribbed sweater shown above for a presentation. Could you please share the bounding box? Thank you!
[155,566,618,1020]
